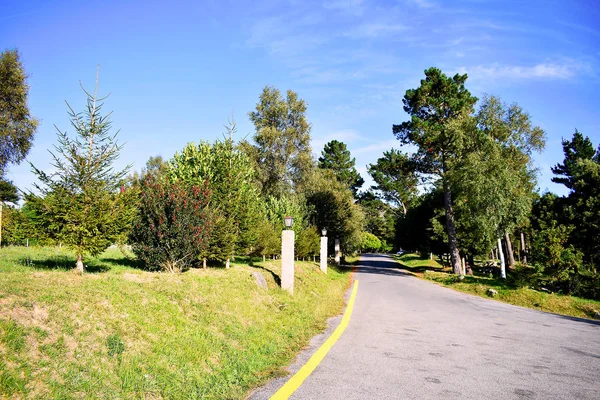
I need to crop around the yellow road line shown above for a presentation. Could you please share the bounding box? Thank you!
[270,280,360,400]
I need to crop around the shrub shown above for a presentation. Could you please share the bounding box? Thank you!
[130,177,213,273]
[361,232,381,253]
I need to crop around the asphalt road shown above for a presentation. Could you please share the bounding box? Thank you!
[251,253,600,400]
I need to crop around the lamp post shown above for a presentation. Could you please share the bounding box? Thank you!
[281,216,295,294]
[320,228,328,273]
[284,215,293,230]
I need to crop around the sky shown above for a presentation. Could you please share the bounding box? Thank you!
[2,0,599,197]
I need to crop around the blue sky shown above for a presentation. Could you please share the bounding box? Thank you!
[2,0,599,197]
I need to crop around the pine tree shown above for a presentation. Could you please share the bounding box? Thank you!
[367,149,417,216]
[318,140,364,195]
[393,67,477,274]
[30,70,135,273]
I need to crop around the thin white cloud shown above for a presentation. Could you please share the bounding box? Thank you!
[460,60,591,81]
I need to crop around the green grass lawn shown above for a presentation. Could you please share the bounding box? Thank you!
[0,246,351,399]
[394,253,600,320]
[392,252,445,272]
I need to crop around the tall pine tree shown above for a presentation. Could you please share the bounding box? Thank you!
[318,140,364,196]
[30,70,135,273]
[393,67,477,274]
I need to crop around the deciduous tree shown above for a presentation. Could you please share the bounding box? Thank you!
[0,49,38,180]
[168,123,260,266]
[244,86,314,198]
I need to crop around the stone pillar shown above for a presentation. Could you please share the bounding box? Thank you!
[320,236,328,273]
[334,238,341,265]
[281,230,295,294]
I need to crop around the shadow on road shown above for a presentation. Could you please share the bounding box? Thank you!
[355,254,412,278]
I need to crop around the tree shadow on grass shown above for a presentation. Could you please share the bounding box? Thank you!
[249,264,281,286]
[18,256,111,273]
[99,257,140,269]
[394,262,444,273]
[398,254,429,263]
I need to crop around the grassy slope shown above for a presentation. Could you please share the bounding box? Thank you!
[0,247,351,399]
[393,253,600,320]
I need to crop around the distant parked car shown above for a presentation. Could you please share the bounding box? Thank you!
[396,250,404,255]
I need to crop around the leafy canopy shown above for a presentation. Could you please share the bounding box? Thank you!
[0,49,39,200]
[244,86,313,198]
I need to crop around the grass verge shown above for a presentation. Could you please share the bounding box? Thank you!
[0,246,351,399]
[393,253,600,320]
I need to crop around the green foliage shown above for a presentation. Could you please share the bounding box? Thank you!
[0,49,38,180]
[367,149,417,216]
[244,86,314,198]
[360,232,381,253]
[1,205,26,245]
[393,67,478,176]
[296,225,320,259]
[29,74,135,269]
[130,177,213,273]
[168,127,260,264]
[552,133,600,267]
[451,95,544,256]
[551,130,596,191]
[393,67,478,274]
[529,130,600,298]
[305,169,364,254]
[318,140,363,195]
[357,190,396,248]
[0,179,19,203]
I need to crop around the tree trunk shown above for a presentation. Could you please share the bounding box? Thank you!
[76,254,84,274]
[497,239,506,279]
[443,180,462,274]
[520,231,527,265]
[203,258,207,269]
[225,258,230,269]
[466,254,474,275]
[263,255,266,262]
[505,232,515,269]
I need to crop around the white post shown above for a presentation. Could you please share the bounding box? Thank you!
[497,238,506,279]
[320,236,328,273]
[334,238,340,265]
[281,230,295,294]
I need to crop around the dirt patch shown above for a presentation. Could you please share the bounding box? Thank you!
[8,302,49,328]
